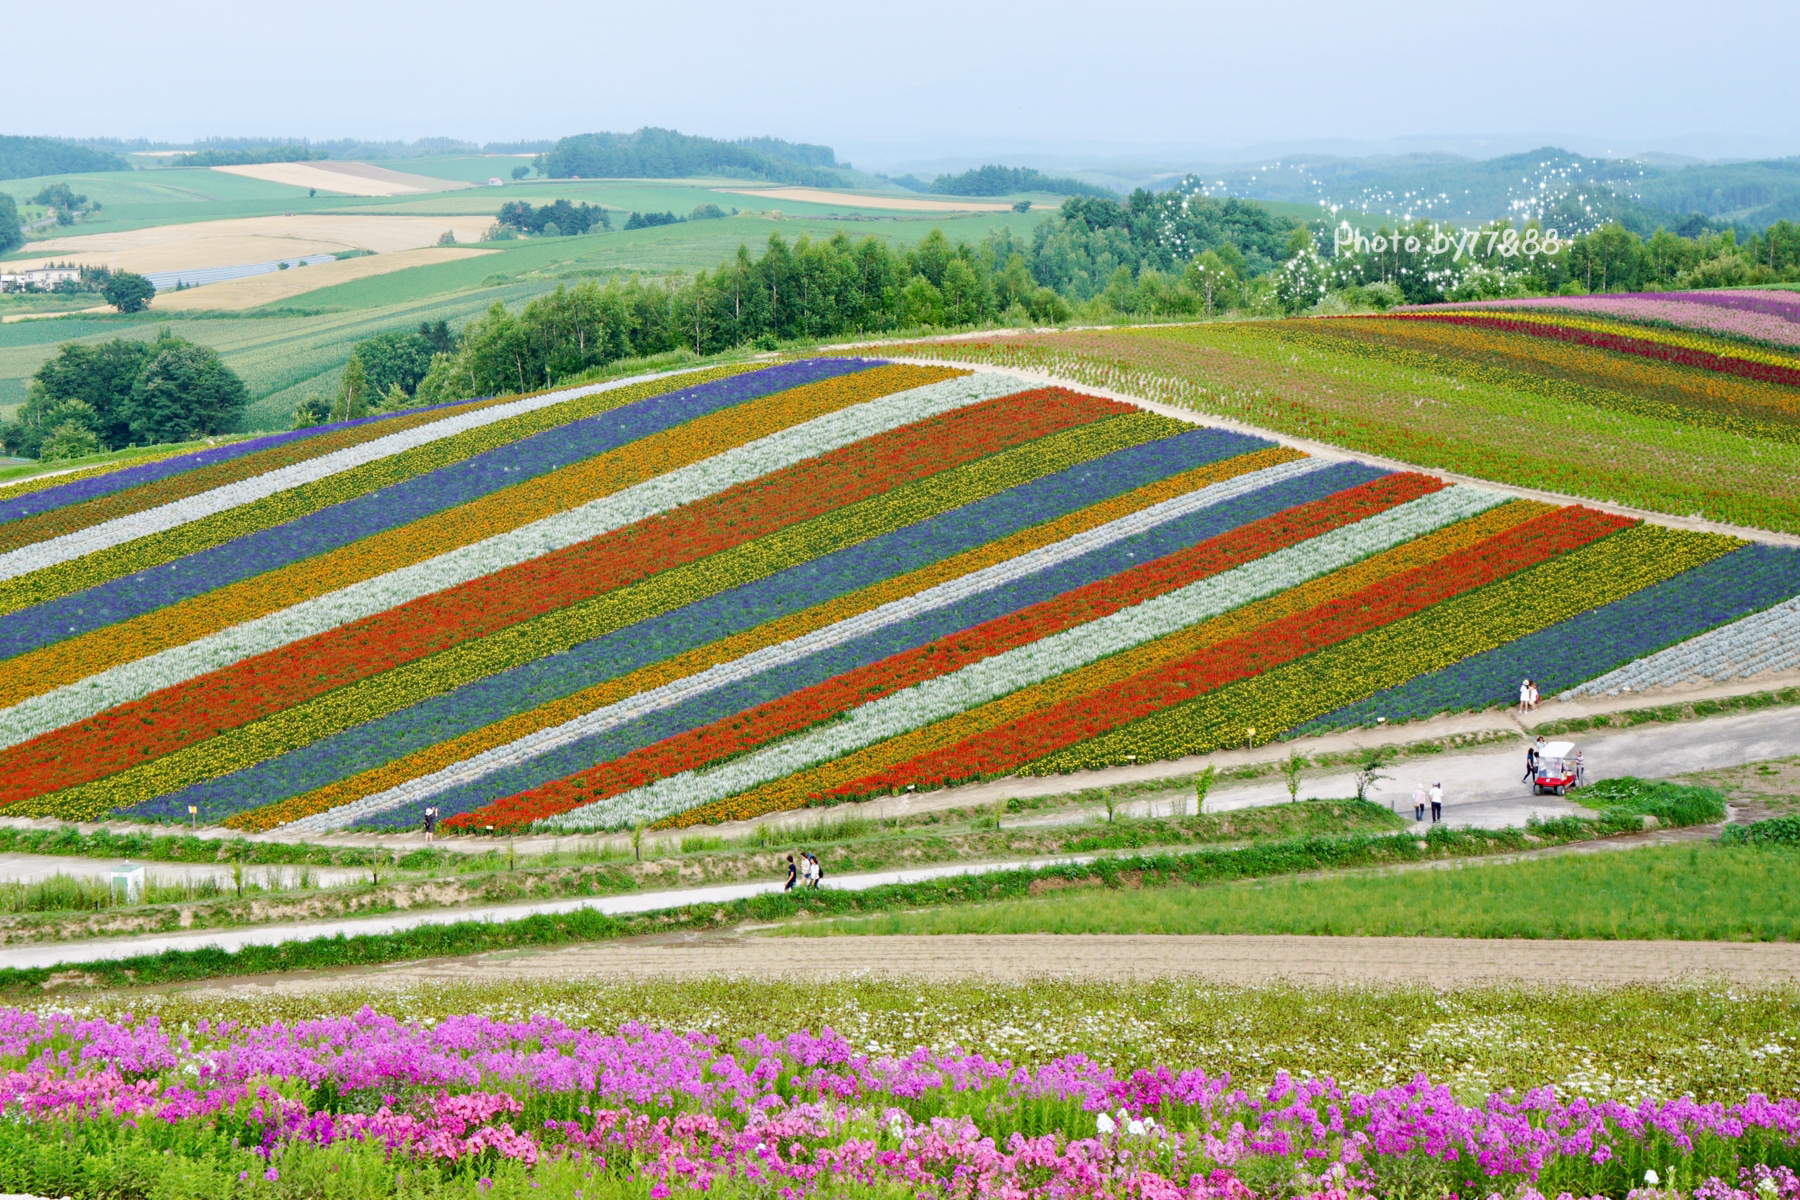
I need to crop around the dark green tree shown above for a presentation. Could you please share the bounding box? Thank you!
[23,338,152,448]
[291,393,332,429]
[101,271,156,313]
[352,330,437,398]
[0,193,19,254]
[123,334,249,444]
[417,319,458,356]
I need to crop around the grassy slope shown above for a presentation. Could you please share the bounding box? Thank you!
[795,841,1800,941]
[880,322,1800,533]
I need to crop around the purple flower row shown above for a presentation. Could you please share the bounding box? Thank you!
[0,394,493,526]
[0,359,877,662]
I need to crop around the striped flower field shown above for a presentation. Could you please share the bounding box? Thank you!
[0,357,1795,835]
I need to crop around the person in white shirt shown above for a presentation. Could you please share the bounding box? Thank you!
[1428,783,1443,823]
[1519,679,1532,715]
[1412,783,1427,822]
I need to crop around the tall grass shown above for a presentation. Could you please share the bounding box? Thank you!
[798,842,1800,941]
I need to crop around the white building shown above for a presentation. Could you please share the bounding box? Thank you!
[0,266,84,290]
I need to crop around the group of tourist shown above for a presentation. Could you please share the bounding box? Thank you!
[1518,678,1541,713]
[1411,782,1443,823]
[785,852,825,890]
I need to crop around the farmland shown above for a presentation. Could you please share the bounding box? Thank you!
[0,354,1792,842]
[0,164,1057,420]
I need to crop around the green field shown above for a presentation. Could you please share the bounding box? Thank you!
[791,841,1800,941]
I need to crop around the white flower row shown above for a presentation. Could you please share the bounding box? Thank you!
[0,374,1024,751]
[0,367,711,583]
[546,484,1507,830]
[280,456,1340,831]
[1560,596,1800,699]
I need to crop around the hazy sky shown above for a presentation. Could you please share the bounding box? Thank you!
[14,0,1799,166]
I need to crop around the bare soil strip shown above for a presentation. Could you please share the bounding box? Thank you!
[10,214,497,274]
[203,933,1800,994]
[214,162,474,196]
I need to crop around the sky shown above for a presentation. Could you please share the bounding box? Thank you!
[13,0,1799,167]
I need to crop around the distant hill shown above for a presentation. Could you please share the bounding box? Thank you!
[1175,147,1800,233]
[0,136,129,181]
[929,165,1115,199]
[1632,158,1800,228]
[538,128,842,186]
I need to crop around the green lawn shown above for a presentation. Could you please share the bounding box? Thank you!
[789,842,1800,941]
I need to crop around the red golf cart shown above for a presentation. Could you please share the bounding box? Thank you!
[1533,740,1580,795]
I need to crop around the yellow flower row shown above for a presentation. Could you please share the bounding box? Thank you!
[20,411,1186,820]
[668,499,1546,826]
[228,444,1302,831]
[0,364,761,618]
[1033,523,1739,771]
[0,365,954,709]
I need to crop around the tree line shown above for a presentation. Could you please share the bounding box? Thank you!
[928,165,1116,199]
[496,199,609,236]
[0,135,127,181]
[1317,216,1800,307]
[171,145,325,167]
[538,129,842,187]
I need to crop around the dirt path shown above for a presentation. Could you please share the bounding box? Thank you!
[197,931,1800,993]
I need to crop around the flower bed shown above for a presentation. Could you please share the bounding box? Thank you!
[155,418,1247,829]
[1388,312,1800,388]
[1425,289,1800,350]
[0,363,927,705]
[1303,542,1800,730]
[0,362,770,619]
[0,376,1062,799]
[0,354,1796,833]
[0,1009,1794,1200]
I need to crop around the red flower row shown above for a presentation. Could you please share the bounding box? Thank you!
[1396,314,1800,388]
[0,388,1121,806]
[449,472,1443,830]
[828,505,1632,798]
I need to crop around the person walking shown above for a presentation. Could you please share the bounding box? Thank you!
[810,853,824,889]
[422,805,437,843]
[784,855,797,891]
[1429,782,1443,823]
[1523,744,1539,783]
[1412,782,1427,823]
